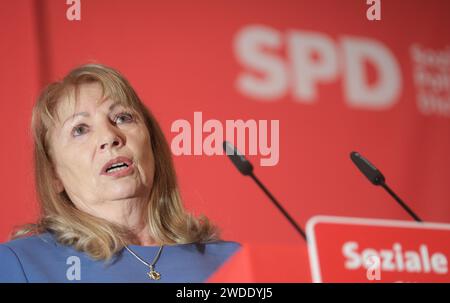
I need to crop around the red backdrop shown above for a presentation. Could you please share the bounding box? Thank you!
[1,0,449,246]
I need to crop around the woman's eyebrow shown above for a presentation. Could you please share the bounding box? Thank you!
[62,112,89,127]
[61,102,125,127]
[109,101,121,111]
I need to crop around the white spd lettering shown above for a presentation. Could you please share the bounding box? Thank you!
[234,25,402,110]
[342,241,448,274]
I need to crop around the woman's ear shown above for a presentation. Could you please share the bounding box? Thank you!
[53,177,64,193]
[50,161,64,193]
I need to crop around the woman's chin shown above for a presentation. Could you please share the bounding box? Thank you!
[103,183,146,200]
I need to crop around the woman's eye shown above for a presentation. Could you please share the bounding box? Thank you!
[114,112,134,124]
[71,124,89,137]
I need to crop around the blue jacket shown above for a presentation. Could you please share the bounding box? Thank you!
[0,232,240,282]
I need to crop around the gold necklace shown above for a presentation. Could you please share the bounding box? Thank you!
[124,245,164,280]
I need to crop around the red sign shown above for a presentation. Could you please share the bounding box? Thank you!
[208,243,311,282]
[306,216,450,282]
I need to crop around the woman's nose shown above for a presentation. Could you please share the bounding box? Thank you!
[100,137,122,150]
[98,124,124,151]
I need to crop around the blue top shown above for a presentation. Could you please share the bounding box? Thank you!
[0,232,240,283]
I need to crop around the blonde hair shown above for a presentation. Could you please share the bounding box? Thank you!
[13,63,219,260]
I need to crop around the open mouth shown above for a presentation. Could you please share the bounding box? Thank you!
[101,156,134,176]
[105,162,129,173]
[102,162,134,177]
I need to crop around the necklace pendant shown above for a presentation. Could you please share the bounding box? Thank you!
[148,269,161,280]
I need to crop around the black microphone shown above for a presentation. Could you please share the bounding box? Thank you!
[350,151,423,222]
[223,141,307,242]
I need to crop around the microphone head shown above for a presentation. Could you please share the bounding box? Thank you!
[350,151,385,185]
[223,141,253,176]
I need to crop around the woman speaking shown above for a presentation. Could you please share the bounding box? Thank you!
[0,64,239,282]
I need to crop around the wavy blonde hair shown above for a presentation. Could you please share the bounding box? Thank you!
[13,63,219,260]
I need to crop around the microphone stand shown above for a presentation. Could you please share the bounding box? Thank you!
[249,173,308,241]
[350,151,423,223]
[380,182,423,222]
[223,141,307,242]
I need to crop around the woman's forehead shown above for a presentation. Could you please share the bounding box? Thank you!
[54,82,131,123]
